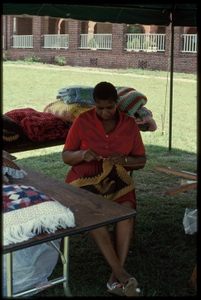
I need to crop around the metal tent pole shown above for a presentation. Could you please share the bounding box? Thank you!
[169,17,174,151]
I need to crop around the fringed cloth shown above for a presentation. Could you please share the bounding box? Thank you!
[3,184,75,245]
[70,160,135,201]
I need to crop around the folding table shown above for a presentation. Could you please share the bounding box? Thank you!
[3,165,136,297]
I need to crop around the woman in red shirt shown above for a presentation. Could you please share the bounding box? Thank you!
[62,82,146,297]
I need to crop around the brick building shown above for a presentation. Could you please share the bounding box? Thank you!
[2,15,197,74]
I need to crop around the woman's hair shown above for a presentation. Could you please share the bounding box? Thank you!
[93,81,118,103]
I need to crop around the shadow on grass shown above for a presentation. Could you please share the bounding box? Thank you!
[14,144,197,297]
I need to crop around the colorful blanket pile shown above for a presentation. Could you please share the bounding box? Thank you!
[56,85,95,105]
[5,108,70,141]
[52,85,157,132]
[3,184,76,245]
[70,160,135,201]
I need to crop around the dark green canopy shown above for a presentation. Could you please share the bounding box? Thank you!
[2,3,197,27]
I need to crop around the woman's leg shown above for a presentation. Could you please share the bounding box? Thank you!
[89,225,131,285]
[89,200,135,285]
[109,201,135,285]
[115,201,134,264]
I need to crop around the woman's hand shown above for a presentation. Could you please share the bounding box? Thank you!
[62,148,102,166]
[82,149,102,162]
[106,153,125,165]
[106,153,146,169]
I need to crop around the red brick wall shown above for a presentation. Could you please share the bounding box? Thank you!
[112,23,125,54]
[32,16,42,51]
[3,16,197,74]
[3,16,13,49]
[68,18,81,51]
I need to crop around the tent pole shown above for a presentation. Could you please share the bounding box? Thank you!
[169,19,174,151]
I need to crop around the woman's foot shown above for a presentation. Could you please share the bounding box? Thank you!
[122,277,140,297]
[112,270,133,286]
[108,272,140,297]
[106,282,124,296]
[108,272,119,287]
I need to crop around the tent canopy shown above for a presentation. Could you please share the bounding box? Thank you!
[3,3,197,27]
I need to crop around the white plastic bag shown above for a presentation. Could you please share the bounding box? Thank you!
[183,208,197,235]
[3,239,61,297]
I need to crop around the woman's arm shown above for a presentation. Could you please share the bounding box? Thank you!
[106,153,146,170]
[122,153,146,170]
[62,148,102,166]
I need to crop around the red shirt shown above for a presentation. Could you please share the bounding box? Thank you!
[65,108,145,158]
[64,108,145,186]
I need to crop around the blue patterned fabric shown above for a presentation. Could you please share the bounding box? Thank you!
[56,85,95,105]
[3,184,54,213]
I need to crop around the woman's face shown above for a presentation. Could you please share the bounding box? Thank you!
[95,98,117,120]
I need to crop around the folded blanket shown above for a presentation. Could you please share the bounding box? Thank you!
[134,107,157,131]
[3,156,27,184]
[116,86,147,116]
[43,100,94,123]
[3,184,75,245]
[56,85,95,105]
[70,160,135,201]
[5,108,70,142]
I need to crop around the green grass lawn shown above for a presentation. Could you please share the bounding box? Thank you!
[2,62,197,297]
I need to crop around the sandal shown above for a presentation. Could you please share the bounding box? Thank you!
[107,282,125,296]
[122,277,140,297]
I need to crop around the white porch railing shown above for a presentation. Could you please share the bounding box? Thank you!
[79,34,112,50]
[181,34,197,53]
[8,33,197,54]
[126,33,166,52]
[12,35,33,48]
[43,34,69,49]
